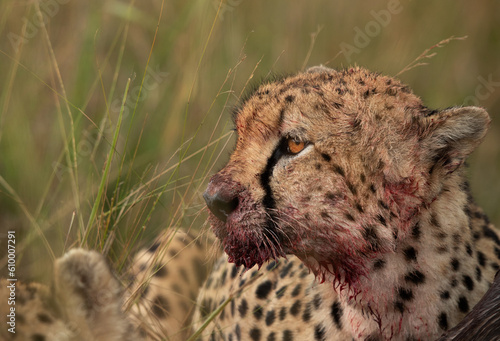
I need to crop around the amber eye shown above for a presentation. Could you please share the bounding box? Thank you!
[287,138,306,155]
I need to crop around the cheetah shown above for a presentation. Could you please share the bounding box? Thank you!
[0,230,213,341]
[2,66,499,341]
[195,66,500,340]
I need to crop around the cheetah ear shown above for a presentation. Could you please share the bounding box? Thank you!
[420,106,490,175]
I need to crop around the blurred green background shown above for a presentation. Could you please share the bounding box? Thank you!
[0,0,499,281]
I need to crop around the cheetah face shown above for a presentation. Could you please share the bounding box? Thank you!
[204,66,489,281]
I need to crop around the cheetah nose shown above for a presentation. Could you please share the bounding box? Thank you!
[203,189,239,223]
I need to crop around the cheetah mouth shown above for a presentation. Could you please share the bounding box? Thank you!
[209,214,286,269]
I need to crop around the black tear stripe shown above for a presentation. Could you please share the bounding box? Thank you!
[259,138,288,245]
[260,138,287,209]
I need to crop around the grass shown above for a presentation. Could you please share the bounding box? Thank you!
[0,0,499,339]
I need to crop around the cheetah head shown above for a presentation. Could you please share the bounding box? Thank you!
[204,66,489,283]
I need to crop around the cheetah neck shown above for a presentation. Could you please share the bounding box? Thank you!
[331,177,486,340]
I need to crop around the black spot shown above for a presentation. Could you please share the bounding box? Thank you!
[321,211,330,219]
[315,163,322,170]
[280,262,294,278]
[199,298,211,318]
[31,335,46,341]
[385,87,398,96]
[373,259,386,270]
[438,312,448,330]
[313,294,322,309]
[249,327,261,341]
[321,153,331,162]
[462,275,474,291]
[267,332,276,341]
[347,182,357,195]
[360,173,366,183]
[276,285,287,298]
[458,296,469,313]
[370,184,376,193]
[363,226,380,251]
[411,223,421,240]
[450,278,458,288]
[355,203,364,213]
[440,291,450,300]
[291,284,302,297]
[377,215,386,226]
[326,192,339,201]
[279,306,287,320]
[477,251,486,267]
[394,301,405,313]
[253,305,263,320]
[345,213,355,221]
[378,200,389,210]
[332,164,345,177]
[435,231,447,240]
[265,310,276,326]
[235,324,241,340]
[466,243,473,256]
[436,246,448,254]
[231,264,240,278]
[476,266,482,281]
[282,330,294,341]
[256,280,273,299]
[290,300,302,316]
[398,287,414,301]
[238,299,248,317]
[299,268,309,278]
[403,247,417,262]
[302,303,312,322]
[314,324,326,341]
[148,241,160,253]
[266,260,278,271]
[152,296,169,318]
[495,247,500,260]
[482,225,500,245]
[285,95,295,103]
[37,313,53,324]
[492,262,500,271]
[331,301,343,329]
[451,258,460,271]
[405,270,426,285]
